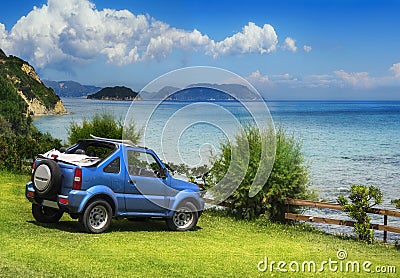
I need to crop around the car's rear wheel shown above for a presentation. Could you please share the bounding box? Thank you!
[166,201,198,231]
[79,199,112,234]
[32,204,64,223]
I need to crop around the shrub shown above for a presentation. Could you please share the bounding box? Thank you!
[391,199,400,209]
[0,131,61,173]
[67,112,142,145]
[206,125,313,222]
[337,184,383,243]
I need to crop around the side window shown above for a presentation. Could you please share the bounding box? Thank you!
[85,144,114,159]
[127,150,161,178]
[103,157,120,174]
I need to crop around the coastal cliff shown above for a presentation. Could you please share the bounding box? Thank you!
[0,49,67,116]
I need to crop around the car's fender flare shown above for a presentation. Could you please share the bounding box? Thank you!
[77,185,119,216]
[170,190,203,213]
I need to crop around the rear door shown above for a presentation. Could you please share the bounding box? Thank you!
[124,148,169,213]
[100,155,126,212]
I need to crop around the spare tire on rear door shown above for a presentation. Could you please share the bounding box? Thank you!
[32,159,62,198]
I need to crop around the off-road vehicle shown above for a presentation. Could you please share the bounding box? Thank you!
[26,136,204,233]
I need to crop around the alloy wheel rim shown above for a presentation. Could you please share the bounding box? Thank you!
[173,207,193,229]
[89,205,108,230]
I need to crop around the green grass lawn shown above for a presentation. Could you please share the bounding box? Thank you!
[0,171,399,277]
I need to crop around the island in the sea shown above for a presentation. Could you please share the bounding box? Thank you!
[86,83,258,101]
[87,86,141,100]
[146,83,259,101]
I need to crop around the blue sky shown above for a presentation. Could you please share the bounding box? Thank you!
[1,0,400,99]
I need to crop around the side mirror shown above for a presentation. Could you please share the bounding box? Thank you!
[160,168,168,179]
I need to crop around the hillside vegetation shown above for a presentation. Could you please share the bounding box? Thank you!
[0,49,62,172]
[0,49,66,116]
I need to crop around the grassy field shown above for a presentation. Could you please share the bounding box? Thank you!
[0,171,399,277]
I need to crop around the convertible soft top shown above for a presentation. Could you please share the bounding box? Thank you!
[40,149,101,167]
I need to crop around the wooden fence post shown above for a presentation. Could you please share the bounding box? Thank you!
[384,215,388,243]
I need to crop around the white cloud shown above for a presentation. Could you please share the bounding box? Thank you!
[208,22,278,57]
[248,70,269,83]
[283,37,297,52]
[247,70,301,88]
[143,28,210,61]
[5,0,154,67]
[248,69,371,90]
[390,63,400,78]
[102,44,139,65]
[247,63,400,93]
[0,23,7,42]
[334,70,372,88]
[0,0,283,70]
[303,45,312,52]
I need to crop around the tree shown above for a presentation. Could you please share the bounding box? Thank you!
[206,125,313,222]
[337,184,383,243]
[67,112,142,145]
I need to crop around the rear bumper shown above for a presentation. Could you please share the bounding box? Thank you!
[25,182,92,214]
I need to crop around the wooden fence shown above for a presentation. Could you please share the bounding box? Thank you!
[285,198,400,242]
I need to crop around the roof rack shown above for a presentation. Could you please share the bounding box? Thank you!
[89,135,134,145]
[89,135,148,149]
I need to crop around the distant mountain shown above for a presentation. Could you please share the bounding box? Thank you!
[87,86,141,100]
[43,80,101,97]
[148,83,258,101]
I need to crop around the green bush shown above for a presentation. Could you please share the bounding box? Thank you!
[337,184,383,243]
[67,112,142,145]
[391,199,400,209]
[0,131,61,173]
[206,125,313,222]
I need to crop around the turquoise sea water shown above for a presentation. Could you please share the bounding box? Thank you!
[33,98,400,240]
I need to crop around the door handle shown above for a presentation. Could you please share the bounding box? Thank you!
[129,179,136,184]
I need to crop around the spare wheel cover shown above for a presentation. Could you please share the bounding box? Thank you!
[34,164,52,192]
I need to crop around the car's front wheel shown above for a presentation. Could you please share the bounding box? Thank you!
[166,201,198,231]
[32,204,64,223]
[79,199,112,234]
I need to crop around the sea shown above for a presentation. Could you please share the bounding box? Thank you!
[33,98,400,241]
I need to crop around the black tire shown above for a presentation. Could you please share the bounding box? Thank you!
[79,199,112,234]
[32,204,64,223]
[32,159,62,198]
[166,201,198,231]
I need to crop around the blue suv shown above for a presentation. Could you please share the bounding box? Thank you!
[26,137,204,233]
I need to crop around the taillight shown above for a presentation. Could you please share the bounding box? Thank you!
[73,168,82,190]
[31,161,37,182]
[26,191,35,198]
